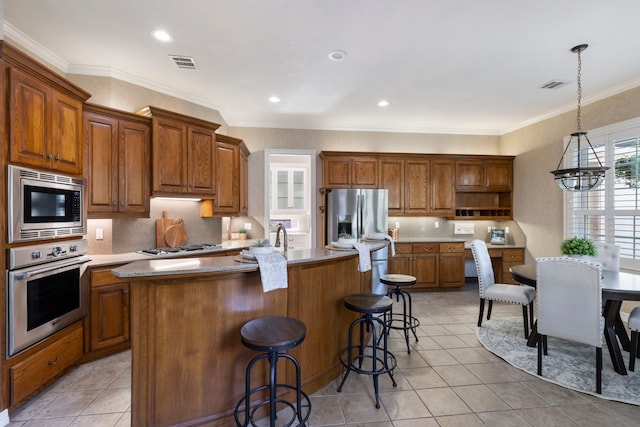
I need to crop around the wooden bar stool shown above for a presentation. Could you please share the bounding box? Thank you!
[337,294,397,408]
[380,274,420,353]
[234,316,311,427]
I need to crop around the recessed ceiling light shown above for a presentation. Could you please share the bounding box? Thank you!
[328,50,347,61]
[269,96,281,103]
[378,100,389,107]
[152,29,173,43]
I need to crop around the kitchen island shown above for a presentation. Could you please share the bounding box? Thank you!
[112,244,384,427]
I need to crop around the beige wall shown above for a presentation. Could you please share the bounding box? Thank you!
[500,86,640,263]
[230,126,500,155]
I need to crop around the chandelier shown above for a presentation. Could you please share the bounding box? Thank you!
[551,44,609,192]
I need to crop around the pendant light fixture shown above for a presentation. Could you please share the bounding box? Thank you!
[551,44,609,192]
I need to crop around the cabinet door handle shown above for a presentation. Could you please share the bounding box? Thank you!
[55,155,61,160]
[48,355,60,366]
[48,154,53,159]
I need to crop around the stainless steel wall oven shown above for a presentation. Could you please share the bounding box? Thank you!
[6,239,90,357]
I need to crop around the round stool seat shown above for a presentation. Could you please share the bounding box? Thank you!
[380,274,417,287]
[241,316,306,352]
[344,294,393,314]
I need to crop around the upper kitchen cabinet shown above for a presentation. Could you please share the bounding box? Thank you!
[380,156,455,217]
[3,43,91,175]
[454,156,514,219]
[199,134,245,217]
[321,152,378,188]
[239,142,249,216]
[83,104,151,218]
[213,134,240,215]
[138,106,220,198]
[455,158,512,192]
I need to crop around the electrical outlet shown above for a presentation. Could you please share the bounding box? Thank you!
[505,226,510,233]
[244,222,252,230]
[96,228,104,240]
[395,221,400,229]
[434,221,439,229]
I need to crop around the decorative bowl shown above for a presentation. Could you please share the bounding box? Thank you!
[338,237,357,245]
[249,245,274,255]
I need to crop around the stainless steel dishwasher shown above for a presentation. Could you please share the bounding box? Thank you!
[371,245,389,294]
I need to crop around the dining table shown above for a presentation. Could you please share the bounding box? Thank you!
[510,263,640,376]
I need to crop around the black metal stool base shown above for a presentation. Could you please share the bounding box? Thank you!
[234,351,311,427]
[385,287,420,353]
[337,310,397,409]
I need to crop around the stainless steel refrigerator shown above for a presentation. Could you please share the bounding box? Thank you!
[325,188,389,294]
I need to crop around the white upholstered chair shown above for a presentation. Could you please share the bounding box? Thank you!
[629,307,640,371]
[470,240,536,339]
[593,242,620,271]
[536,257,604,393]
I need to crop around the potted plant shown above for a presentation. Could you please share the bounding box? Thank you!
[239,228,248,240]
[249,239,273,255]
[561,236,597,259]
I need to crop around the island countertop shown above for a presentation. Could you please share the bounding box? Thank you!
[112,241,387,278]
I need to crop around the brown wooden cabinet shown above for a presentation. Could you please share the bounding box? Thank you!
[321,153,378,188]
[199,134,245,217]
[379,158,404,215]
[438,242,465,288]
[88,268,130,352]
[214,134,240,215]
[239,142,249,215]
[380,157,455,217]
[455,159,512,191]
[9,322,83,409]
[464,247,525,284]
[388,241,465,289]
[8,63,90,175]
[454,157,514,219]
[139,106,220,198]
[83,104,150,218]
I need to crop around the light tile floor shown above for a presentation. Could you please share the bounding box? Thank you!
[8,281,640,426]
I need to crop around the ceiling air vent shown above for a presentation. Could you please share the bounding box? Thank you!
[169,55,197,70]
[540,80,569,90]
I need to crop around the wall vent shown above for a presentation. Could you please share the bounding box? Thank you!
[169,55,197,70]
[540,80,569,89]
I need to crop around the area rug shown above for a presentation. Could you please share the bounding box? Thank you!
[476,317,640,405]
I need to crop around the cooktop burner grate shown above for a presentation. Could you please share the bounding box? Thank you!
[140,243,222,256]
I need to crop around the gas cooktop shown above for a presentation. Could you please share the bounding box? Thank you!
[138,243,222,256]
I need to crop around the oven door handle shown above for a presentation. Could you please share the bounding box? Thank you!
[13,256,91,280]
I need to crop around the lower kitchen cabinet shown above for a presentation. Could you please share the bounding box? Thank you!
[464,247,525,284]
[88,268,130,353]
[9,322,83,409]
[388,241,465,289]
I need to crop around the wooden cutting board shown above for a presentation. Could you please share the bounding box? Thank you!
[164,218,188,247]
[156,210,175,248]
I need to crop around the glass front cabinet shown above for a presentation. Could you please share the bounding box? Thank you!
[270,166,308,213]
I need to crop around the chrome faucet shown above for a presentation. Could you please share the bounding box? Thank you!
[274,222,288,253]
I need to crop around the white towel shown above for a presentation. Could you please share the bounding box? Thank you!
[254,252,288,292]
[353,242,371,272]
[385,235,396,257]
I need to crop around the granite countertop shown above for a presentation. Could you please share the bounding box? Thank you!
[112,241,387,278]
[88,240,256,268]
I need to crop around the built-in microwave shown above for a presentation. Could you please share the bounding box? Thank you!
[7,165,86,243]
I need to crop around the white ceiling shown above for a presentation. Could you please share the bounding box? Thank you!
[4,0,640,135]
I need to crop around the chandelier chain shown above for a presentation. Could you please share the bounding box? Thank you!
[576,47,582,132]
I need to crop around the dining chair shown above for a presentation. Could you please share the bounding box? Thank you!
[629,307,640,371]
[593,242,620,271]
[536,257,603,393]
[470,240,536,339]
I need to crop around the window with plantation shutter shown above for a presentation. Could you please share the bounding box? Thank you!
[563,117,640,270]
